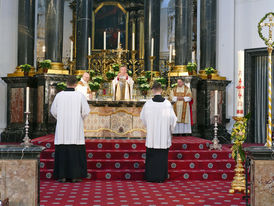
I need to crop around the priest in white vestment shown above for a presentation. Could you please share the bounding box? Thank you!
[51,75,90,183]
[75,72,92,100]
[170,79,192,135]
[112,65,134,100]
[140,81,177,182]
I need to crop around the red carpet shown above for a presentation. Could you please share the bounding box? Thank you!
[32,135,236,181]
[40,179,247,206]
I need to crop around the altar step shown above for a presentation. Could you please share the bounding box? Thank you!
[32,135,236,181]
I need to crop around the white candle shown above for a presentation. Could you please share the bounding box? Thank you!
[237,50,245,117]
[26,87,30,113]
[151,38,154,57]
[117,31,120,48]
[192,51,195,63]
[172,49,176,56]
[88,37,91,55]
[214,90,218,115]
[70,41,73,61]
[132,32,135,51]
[169,44,172,63]
[104,31,106,50]
[42,46,45,53]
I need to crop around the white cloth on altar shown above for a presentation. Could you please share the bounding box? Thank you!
[171,86,192,134]
[140,99,177,149]
[112,75,134,100]
[75,78,91,100]
[50,90,90,145]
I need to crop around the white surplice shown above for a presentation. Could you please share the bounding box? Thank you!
[112,75,134,100]
[50,90,90,145]
[75,78,92,101]
[140,99,177,149]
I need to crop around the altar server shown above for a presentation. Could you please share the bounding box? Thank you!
[170,78,193,134]
[112,65,134,100]
[76,72,92,100]
[51,75,90,183]
[140,81,177,182]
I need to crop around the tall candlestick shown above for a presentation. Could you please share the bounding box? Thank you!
[236,50,244,117]
[151,38,154,56]
[169,44,172,63]
[26,87,30,113]
[214,90,218,115]
[104,31,106,50]
[88,37,91,55]
[117,31,120,48]
[132,32,135,51]
[70,41,73,61]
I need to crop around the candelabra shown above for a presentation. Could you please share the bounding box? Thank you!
[149,56,156,86]
[166,61,174,94]
[209,115,222,150]
[102,50,107,80]
[129,50,138,81]
[21,112,32,147]
[69,60,75,75]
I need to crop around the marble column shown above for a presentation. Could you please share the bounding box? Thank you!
[200,0,216,70]
[175,0,193,66]
[17,0,36,66]
[75,0,93,71]
[144,0,160,71]
[45,0,64,64]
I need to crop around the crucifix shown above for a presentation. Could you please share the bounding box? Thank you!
[111,44,128,64]
[259,12,274,148]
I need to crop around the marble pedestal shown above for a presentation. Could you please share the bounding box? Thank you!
[244,146,274,206]
[1,77,35,142]
[85,100,146,138]
[197,79,231,143]
[0,145,45,206]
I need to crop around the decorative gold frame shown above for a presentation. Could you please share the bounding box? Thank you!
[92,2,129,50]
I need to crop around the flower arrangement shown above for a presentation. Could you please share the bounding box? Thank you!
[155,77,167,88]
[137,76,148,85]
[106,70,115,81]
[92,76,103,84]
[140,83,150,91]
[88,69,95,77]
[171,83,177,88]
[145,71,153,81]
[89,81,100,92]
[231,113,250,162]
[204,67,215,75]
[39,59,51,70]
[112,63,120,72]
[56,82,67,90]
[20,64,31,76]
[186,62,197,75]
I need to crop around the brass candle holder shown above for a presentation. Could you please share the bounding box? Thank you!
[166,61,174,94]
[69,60,75,75]
[149,56,156,86]
[102,49,107,80]
[130,50,138,81]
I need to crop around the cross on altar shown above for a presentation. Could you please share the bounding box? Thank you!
[111,44,128,60]
[260,13,274,45]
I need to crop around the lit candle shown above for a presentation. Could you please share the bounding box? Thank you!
[132,32,135,51]
[70,41,73,61]
[26,87,30,113]
[151,38,154,57]
[172,49,176,56]
[88,37,91,56]
[104,31,106,50]
[117,31,120,49]
[214,90,218,115]
[169,44,172,63]
[42,46,45,53]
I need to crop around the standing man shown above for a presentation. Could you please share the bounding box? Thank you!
[170,79,192,135]
[140,81,177,182]
[112,65,134,100]
[76,72,92,100]
[51,75,90,183]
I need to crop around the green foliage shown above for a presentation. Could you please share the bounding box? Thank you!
[57,82,67,90]
[145,71,153,80]
[137,76,148,85]
[88,69,95,77]
[186,62,197,72]
[92,76,103,84]
[112,64,120,72]
[204,67,215,75]
[171,83,178,88]
[39,59,51,69]
[106,70,115,81]
[230,113,250,162]
[258,12,274,47]
[139,83,150,91]
[89,81,100,91]
[19,64,31,72]
[128,70,133,77]
[76,75,81,81]
[155,77,167,89]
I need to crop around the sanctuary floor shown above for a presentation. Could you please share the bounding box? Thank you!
[40,179,247,206]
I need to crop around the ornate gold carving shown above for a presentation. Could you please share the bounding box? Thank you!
[198,70,226,80]
[170,65,189,77]
[84,128,146,136]
[8,66,36,77]
[89,109,140,117]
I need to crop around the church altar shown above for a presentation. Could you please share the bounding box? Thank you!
[84,100,146,138]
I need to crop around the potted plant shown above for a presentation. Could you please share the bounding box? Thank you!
[88,69,95,78]
[205,67,216,79]
[137,76,148,85]
[89,81,100,92]
[92,76,103,84]
[155,77,167,89]
[139,83,150,97]
[39,59,51,73]
[186,62,197,75]
[56,82,67,91]
[19,64,31,76]
[106,70,116,81]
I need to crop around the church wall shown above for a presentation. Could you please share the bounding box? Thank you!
[217,0,274,133]
[0,1,18,136]
[62,1,73,61]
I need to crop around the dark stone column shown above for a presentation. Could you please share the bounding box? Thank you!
[144,0,160,71]
[175,0,193,66]
[45,0,64,63]
[17,0,35,66]
[200,0,216,69]
[76,0,93,71]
